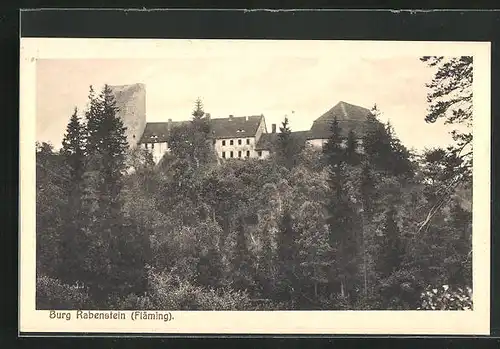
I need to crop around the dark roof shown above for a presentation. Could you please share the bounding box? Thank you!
[308,101,374,140]
[139,121,190,143]
[209,115,263,139]
[255,130,309,151]
[139,115,264,143]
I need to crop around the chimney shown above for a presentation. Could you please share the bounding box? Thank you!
[229,115,234,120]
[168,118,172,130]
[272,124,276,133]
[245,116,248,121]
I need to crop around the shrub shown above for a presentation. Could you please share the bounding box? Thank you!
[418,284,472,310]
[114,268,254,310]
[36,275,92,309]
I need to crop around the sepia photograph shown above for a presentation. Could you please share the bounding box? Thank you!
[20,38,491,334]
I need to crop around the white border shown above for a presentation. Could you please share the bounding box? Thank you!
[19,39,491,335]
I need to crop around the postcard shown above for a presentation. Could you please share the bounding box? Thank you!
[19,38,491,335]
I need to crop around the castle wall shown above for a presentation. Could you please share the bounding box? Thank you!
[110,83,147,149]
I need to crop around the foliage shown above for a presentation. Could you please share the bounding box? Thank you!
[420,56,472,178]
[418,285,473,310]
[36,90,472,311]
[114,268,253,311]
[276,116,302,169]
[36,275,92,310]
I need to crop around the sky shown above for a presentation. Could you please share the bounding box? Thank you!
[35,42,456,152]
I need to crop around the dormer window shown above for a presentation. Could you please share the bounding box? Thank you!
[236,129,244,133]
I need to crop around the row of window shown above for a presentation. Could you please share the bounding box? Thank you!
[222,150,262,158]
[220,138,251,146]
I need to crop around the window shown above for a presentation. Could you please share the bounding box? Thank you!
[230,140,234,145]
[213,139,216,145]
[246,151,250,157]
[222,152,226,158]
[151,143,155,149]
[145,143,149,149]
[238,151,242,158]
[238,139,242,145]
[258,151,262,157]
[222,140,226,146]
[230,151,234,158]
[246,139,250,145]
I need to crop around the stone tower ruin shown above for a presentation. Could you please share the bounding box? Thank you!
[109,83,146,148]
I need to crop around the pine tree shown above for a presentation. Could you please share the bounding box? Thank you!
[61,107,86,181]
[323,116,358,301]
[84,85,102,156]
[59,107,87,284]
[421,56,472,176]
[362,109,393,173]
[322,116,344,169]
[385,121,414,178]
[79,84,148,305]
[191,97,210,135]
[167,98,215,168]
[276,116,296,169]
[344,129,360,166]
[192,97,205,119]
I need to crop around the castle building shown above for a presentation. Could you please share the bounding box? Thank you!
[110,83,375,164]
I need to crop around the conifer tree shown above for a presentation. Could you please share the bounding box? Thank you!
[276,116,296,169]
[84,85,103,156]
[191,97,210,134]
[344,129,360,166]
[322,116,344,168]
[59,107,87,284]
[385,121,414,178]
[79,84,148,305]
[362,109,392,173]
[421,56,472,177]
[62,107,86,182]
[168,98,215,168]
[323,116,359,300]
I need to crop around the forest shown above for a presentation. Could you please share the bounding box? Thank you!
[35,57,473,311]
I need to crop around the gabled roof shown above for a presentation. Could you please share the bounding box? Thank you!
[308,101,374,140]
[139,121,190,143]
[209,115,264,139]
[255,131,309,151]
[138,115,264,143]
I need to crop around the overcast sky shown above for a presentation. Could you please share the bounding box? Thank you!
[36,43,456,152]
